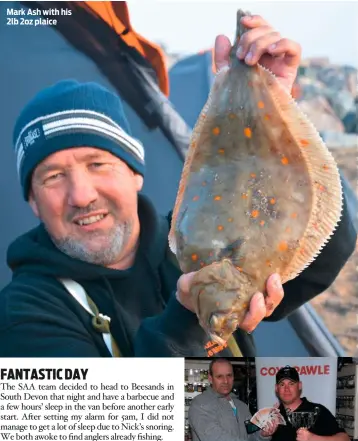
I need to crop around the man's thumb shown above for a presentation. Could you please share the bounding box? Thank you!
[214,35,232,71]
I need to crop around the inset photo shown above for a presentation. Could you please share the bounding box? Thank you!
[184,357,357,441]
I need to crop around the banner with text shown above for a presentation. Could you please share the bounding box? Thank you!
[255,357,337,414]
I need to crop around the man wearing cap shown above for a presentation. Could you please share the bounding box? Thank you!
[189,358,278,441]
[0,14,356,357]
[272,366,349,441]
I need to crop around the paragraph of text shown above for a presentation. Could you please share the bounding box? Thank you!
[0,360,184,441]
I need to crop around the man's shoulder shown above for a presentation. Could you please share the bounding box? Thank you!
[1,273,60,295]
[190,389,214,407]
[0,274,74,326]
[300,398,330,414]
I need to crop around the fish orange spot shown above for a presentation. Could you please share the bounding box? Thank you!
[214,196,222,201]
[244,127,252,138]
[322,164,329,171]
[264,114,271,120]
[235,266,243,272]
[300,139,309,147]
[217,225,224,231]
[228,217,233,222]
[251,210,259,218]
[191,254,198,262]
[250,173,256,178]
[212,127,221,136]
[312,223,319,230]
[257,101,265,109]
[228,113,236,120]
[318,184,326,192]
[291,213,298,219]
[260,220,265,226]
[281,157,289,165]
[270,198,276,205]
[192,195,199,201]
[218,148,225,154]
[285,227,292,233]
[241,193,248,199]
[266,260,272,267]
[278,241,288,252]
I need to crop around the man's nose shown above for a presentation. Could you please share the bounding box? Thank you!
[67,172,98,207]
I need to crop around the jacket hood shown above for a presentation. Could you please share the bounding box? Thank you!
[7,194,169,280]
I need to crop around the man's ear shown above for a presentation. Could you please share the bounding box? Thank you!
[134,174,144,192]
[28,190,40,218]
[298,381,303,393]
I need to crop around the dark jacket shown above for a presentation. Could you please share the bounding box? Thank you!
[272,397,346,441]
[188,386,268,441]
[0,178,356,357]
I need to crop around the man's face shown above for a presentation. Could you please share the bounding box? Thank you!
[29,147,143,266]
[275,379,302,406]
[209,361,234,397]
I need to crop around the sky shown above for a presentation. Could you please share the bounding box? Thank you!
[128,1,358,68]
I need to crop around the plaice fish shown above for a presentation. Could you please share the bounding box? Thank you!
[168,9,343,345]
[250,407,286,429]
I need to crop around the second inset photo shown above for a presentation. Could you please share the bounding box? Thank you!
[184,357,357,441]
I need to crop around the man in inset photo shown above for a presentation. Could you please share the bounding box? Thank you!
[272,365,349,441]
[188,358,278,441]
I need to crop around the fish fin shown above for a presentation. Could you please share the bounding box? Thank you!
[168,66,230,257]
[257,64,343,282]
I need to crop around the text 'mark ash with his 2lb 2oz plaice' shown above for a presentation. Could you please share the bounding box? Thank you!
[168,9,343,345]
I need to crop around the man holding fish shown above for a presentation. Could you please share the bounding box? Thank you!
[0,12,355,357]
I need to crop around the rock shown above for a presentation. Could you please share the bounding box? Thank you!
[343,108,358,134]
[343,66,357,97]
[320,131,358,149]
[324,88,356,120]
[296,76,356,122]
[295,61,357,133]
[298,95,345,133]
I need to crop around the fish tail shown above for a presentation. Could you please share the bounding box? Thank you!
[230,9,252,62]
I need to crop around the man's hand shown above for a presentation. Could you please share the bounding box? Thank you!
[240,274,283,333]
[176,271,284,333]
[261,420,279,437]
[214,14,301,92]
[296,428,316,441]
